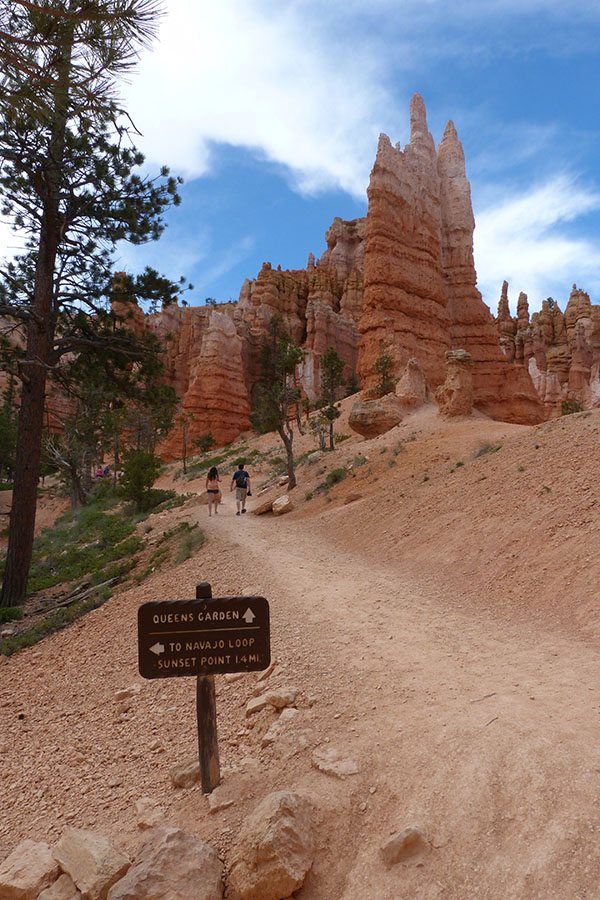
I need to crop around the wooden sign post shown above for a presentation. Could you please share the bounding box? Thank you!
[195,581,220,793]
[137,582,270,794]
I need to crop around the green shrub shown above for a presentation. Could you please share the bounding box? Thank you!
[352,454,368,468]
[325,467,347,487]
[0,607,23,624]
[120,450,162,512]
[0,593,110,657]
[304,491,313,501]
[195,433,216,453]
[174,524,205,563]
[561,400,583,416]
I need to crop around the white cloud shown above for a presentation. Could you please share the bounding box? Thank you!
[123,0,397,197]
[474,174,600,309]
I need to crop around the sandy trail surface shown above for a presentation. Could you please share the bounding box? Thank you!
[2,449,600,898]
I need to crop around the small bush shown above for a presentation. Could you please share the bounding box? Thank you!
[561,400,583,416]
[336,434,351,443]
[0,607,24,624]
[195,433,216,453]
[352,454,368,468]
[474,441,502,458]
[0,592,110,657]
[174,524,205,563]
[304,491,313,501]
[325,467,347,487]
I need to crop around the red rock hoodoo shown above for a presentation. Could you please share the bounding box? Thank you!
[10,96,597,453]
[357,94,543,425]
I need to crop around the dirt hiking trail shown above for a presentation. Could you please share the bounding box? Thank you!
[1,406,600,898]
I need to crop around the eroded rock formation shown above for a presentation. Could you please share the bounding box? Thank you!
[357,94,542,425]
[496,283,600,416]
[435,350,474,417]
[13,94,591,456]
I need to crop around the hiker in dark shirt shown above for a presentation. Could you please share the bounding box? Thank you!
[230,463,251,515]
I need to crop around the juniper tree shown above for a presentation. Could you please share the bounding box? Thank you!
[318,347,345,451]
[251,316,304,490]
[0,0,184,607]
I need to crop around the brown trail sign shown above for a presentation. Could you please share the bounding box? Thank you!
[138,595,270,679]
[137,582,271,793]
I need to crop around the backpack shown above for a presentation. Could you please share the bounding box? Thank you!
[233,470,248,488]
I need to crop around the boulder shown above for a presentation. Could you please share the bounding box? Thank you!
[348,398,402,437]
[227,791,315,900]
[134,796,165,830]
[107,828,222,900]
[380,826,429,867]
[261,708,300,748]
[271,495,293,516]
[0,839,60,899]
[38,874,82,899]
[53,828,130,900]
[251,497,277,516]
[169,758,200,789]
[246,688,299,717]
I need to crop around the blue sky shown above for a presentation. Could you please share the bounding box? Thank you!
[7,0,600,315]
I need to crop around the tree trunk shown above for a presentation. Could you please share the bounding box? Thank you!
[0,346,49,606]
[329,419,334,451]
[0,29,71,608]
[279,427,296,490]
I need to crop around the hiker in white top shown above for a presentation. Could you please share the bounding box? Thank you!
[206,466,221,517]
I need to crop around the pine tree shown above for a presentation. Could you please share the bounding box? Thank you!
[0,1,183,607]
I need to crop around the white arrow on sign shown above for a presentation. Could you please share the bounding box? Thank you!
[242,608,256,624]
[150,642,165,655]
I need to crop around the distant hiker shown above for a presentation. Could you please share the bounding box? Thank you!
[205,466,222,517]
[231,462,251,515]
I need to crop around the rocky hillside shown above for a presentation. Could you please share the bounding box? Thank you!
[1,402,599,898]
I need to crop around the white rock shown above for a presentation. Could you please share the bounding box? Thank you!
[245,688,299,718]
[38,873,82,899]
[380,826,428,867]
[0,839,60,899]
[311,747,360,779]
[207,788,234,815]
[53,828,130,900]
[271,495,293,516]
[134,796,165,830]
[169,758,199,789]
[245,695,269,717]
[261,708,299,747]
[227,791,315,900]
[107,827,222,900]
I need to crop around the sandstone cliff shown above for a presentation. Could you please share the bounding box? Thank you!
[357,94,542,425]
[28,95,600,456]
